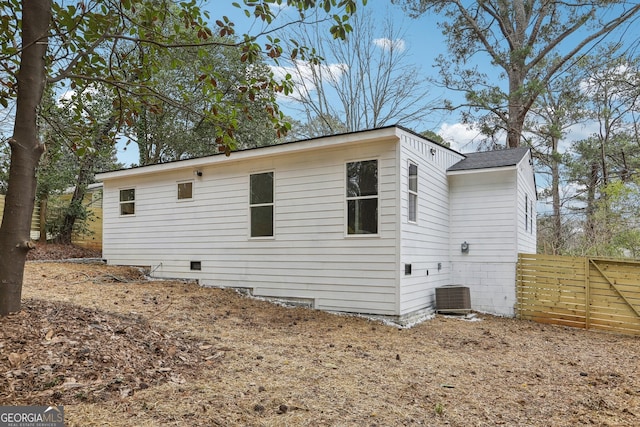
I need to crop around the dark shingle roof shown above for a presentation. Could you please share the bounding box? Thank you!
[447,147,530,172]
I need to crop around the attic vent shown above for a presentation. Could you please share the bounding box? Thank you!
[435,285,471,314]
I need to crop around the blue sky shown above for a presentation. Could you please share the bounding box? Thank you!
[116,0,475,166]
[116,0,634,168]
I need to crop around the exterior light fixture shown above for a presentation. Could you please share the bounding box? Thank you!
[461,241,469,253]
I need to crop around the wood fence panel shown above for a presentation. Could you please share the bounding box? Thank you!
[517,254,640,336]
[72,207,102,251]
[0,194,40,238]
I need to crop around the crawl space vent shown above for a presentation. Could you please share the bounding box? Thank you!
[435,285,471,314]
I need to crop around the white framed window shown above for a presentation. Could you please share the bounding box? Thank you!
[250,171,274,237]
[525,194,529,231]
[346,159,378,235]
[177,181,193,200]
[530,198,534,234]
[408,161,418,223]
[119,188,135,216]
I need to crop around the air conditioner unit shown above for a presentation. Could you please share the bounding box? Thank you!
[435,285,471,314]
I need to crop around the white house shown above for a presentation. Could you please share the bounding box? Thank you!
[96,126,536,322]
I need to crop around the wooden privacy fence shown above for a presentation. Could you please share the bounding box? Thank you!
[517,253,640,336]
[0,194,40,238]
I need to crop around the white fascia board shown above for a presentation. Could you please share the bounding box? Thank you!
[446,165,517,176]
[96,127,401,181]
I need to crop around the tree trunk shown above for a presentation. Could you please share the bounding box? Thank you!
[55,166,91,245]
[0,0,51,316]
[551,153,562,254]
[56,113,117,244]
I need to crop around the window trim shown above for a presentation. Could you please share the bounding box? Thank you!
[530,198,534,234]
[177,180,194,202]
[249,171,275,239]
[119,187,136,217]
[525,194,529,231]
[345,158,379,237]
[408,160,418,223]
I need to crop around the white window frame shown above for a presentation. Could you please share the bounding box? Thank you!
[530,198,534,234]
[408,161,418,223]
[525,194,529,231]
[177,180,194,201]
[249,171,275,238]
[119,188,135,216]
[345,159,379,236]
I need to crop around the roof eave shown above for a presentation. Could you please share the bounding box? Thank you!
[96,126,401,181]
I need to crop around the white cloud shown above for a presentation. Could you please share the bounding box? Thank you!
[270,60,349,99]
[437,122,488,152]
[373,38,406,52]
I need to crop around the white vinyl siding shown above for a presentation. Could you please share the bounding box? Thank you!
[99,127,536,320]
[101,138,399,316]
[517,156,537,253]
[448,162,534,317]
[398,131,464,316]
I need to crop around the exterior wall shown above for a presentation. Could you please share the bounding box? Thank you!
[448,169,519,316]
[397,131,464,316]
[102,138,400,315]
[516,154,537,254]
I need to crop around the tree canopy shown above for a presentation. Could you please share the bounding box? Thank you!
[392,0,640,148]
[0,0,366,315]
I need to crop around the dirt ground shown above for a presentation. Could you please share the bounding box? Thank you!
[1,245,639,426]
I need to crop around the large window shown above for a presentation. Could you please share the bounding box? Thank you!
[119,188,135,216]
[250,172,274,237]
[346,160,378,235]
[408,162,418,223]
[177,181,193,200]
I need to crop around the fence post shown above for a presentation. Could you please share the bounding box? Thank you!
[585,257,591,330]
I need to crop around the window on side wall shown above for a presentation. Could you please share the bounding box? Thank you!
[346,160,378,235]
[250,172,274,237]
[177,181,193,200]
[119,188,135,216]
[525,194,529,231]
[408,162,418,223]
[530,198,534,234]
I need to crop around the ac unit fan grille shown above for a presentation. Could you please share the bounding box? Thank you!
[435,285,471,313]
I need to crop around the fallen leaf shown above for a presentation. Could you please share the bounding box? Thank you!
[8,352,27,368]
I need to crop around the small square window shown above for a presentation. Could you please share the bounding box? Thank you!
[119,188,135,216]
[178,182,193,200]
[190,261,201,271]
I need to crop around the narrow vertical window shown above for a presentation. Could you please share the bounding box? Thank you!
[525,194,529,231]
[250,172,274,237]
[177,181,193,200]
[530,199,534,234]
[119,188,135,216]
[346,160,378,234]
[408,162,418,223]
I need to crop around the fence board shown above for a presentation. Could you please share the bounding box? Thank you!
[517,253,640,336]
[0,195,40,238]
